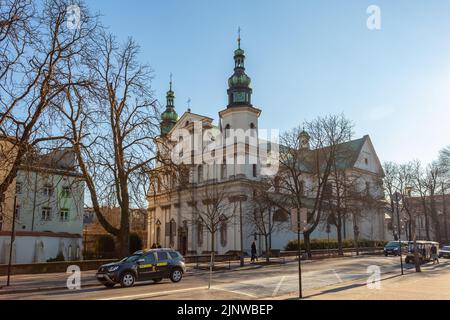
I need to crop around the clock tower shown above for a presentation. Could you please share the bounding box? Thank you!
[219,32,261,180]
[227,31,252,108]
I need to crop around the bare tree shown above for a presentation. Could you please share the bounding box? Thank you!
[410,160,431,240]
[301,114,354,258]
[194,182,235,270]
[0,0,98,219]
[383,161,400,239]
[247,179,285,262]
[58,33,160,257]
[264,114,353,258]
[424,162,442,243]
[438,146,450,242]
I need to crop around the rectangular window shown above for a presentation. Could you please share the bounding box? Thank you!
[15,205,20,220]
[41,207,51,221]
[60,209,69,222]
[43,185,53,197]
[16,182,22,194]
[61,186,71,198]
[252,164,257,177]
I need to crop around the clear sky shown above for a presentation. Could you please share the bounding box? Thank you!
[86,0,450,165]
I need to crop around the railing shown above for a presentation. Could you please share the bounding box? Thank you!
[280,246,384,258]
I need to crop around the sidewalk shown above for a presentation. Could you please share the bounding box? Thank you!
[270,262,450,300]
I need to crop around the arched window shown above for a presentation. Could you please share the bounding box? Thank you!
[198,165,203,183]
[197,221,203,247]
[220,218,228,247]
[250,123,255,129]
[76,246,80,260]
[169,219,176,247]
[225,124,231,138]
[156,221,161,245]
[221,163,227,180]
[68,245,73,261]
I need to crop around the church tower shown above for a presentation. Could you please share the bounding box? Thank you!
[160,76,178,136]
[219,31,261,179]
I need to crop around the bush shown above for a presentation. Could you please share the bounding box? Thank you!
[129,232,143,253]
[47,251,65,262]
[284,239,387,251]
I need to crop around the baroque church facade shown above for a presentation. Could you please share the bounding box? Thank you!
[146,38,386,255]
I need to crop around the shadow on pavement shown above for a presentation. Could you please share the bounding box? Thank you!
[301,273,403,299]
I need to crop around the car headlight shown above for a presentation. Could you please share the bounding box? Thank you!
[107,266,119,272]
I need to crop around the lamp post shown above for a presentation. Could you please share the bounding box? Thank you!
[6,195,17,286]
[394,191,404,275]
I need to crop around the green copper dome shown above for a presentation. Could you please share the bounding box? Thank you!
[160,78,178,136]
[161,107,178,122]
[228,72,251,88]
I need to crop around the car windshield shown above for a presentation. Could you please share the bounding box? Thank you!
[386,242,399,247]
[120,254,142,263]
[442,246,450,251]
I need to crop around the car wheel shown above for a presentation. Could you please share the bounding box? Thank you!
[384,253,388,256]
[120,272,136,288]
[170,269,183,283]
[104,283,115,288]
[153,278,163,283]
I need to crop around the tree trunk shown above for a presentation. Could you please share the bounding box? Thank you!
[265,235,270,263]
[208,231,215,290]
[412,220,421,273]
[304,232,312,259]
[336,224,344,256]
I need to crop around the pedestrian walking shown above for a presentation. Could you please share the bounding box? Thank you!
[251,241,257,263]
[431,244,439,264]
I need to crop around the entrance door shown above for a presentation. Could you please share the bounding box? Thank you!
[178,226,188,255]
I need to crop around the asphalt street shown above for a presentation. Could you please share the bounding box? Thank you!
[1,256,448,300]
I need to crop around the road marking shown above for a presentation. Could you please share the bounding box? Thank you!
[211,286,257,298]
[98,286,207,300]
[272,276,286,297]
[333,270,343,283]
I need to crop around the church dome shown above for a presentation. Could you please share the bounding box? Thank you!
[161,107,178,122]
[228,72,251,88]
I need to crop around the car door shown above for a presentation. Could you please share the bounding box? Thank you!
[156,251,171,278]
[137,252,157,280]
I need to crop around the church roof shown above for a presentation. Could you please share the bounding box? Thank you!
[280,135,372,173]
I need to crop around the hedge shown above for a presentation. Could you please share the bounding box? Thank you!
[284,239,387,251]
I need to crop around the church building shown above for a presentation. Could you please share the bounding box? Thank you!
[147,36,386,255]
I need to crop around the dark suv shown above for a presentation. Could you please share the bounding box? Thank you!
[96,248,186,288]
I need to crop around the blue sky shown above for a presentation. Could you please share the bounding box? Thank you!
[86,0,450,165]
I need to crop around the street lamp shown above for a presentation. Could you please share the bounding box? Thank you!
[6,195,17,286]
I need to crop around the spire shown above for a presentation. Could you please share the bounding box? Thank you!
[161,74,178,136]
[227,29,252,108]
[166,73,175,107]
[237,26,241,49]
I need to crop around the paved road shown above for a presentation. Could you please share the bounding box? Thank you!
[1,256,449,300]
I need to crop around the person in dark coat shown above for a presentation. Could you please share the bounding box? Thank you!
[151,243,157,249]
[251,241,257,262]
